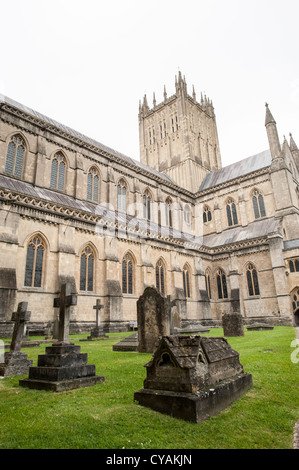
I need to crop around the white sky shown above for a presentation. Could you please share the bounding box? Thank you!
[0,0,298,169]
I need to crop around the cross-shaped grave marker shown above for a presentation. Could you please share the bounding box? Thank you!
[93,299,104,329]
[11,302,31,352]
[53,283,77,344]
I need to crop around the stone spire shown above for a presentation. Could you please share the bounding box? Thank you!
[265,103,281,159]
[289,133,299,169]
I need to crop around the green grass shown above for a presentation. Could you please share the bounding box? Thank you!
[0,327,298,449]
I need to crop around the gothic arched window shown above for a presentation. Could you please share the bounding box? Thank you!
[205,270,211,299]
[122,253,133,294]
[183,265,191,298]
[156,259,166,296]
[80,246,94,292]
[203,206,212,223]
[289,259,299,273]
[217,268,228,299]
[246,263,260,296]
[184,204,191,226]
[50,152,66,191]
[165,198,173,228]
[252,190,266,219]
[117,179,127,213]
[87,167,99,203]
[24,235,45,288]
[292,289,299,312]
[226,199,238,227]
[5,134,25,178]
[143,190,151,220]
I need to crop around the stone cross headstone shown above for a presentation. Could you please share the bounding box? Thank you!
[53,283,77,344]
[19,285,105,391]
[137,287,170,353]
[0,302,33,376]
[94,299,104,329]
[10,302,31,352]
[87,299,107,339]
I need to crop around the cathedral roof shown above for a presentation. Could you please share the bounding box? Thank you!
[0,95,174,185]
[198,149,272,192]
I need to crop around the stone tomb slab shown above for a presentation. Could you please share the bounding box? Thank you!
[134,335,252,423]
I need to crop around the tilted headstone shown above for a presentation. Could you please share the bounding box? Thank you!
[134,335,252,423]
[137,287,171,353]
[0,302,33,376]
[20,283,105,392]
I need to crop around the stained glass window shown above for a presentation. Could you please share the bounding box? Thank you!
[24,236,45,287]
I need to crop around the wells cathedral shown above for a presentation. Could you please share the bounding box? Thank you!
[0,72,299,336]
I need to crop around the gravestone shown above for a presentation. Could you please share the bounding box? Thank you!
[246,322,274,331]
[19,283,105,392]
[134,335,252,423]
[137,287,171,353]
[222,313,244,337]
[0,302,33,376]
[113,332,138,351]
[45,322,52,340]
[86,300,108,340]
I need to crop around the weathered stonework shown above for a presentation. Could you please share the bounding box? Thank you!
[134,335,252,422]
[0,74,298,334]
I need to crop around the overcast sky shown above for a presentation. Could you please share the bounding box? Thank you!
[0,0,298,170]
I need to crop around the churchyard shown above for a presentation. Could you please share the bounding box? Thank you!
[0,326,298,449]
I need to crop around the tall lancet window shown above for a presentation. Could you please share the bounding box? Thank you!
[143,190,151,221]
[156,259,165,296]
[87,167,99,203]
[183,265,191,298]
[226,199,238,226]
[117,179,127,213]
[252,190,266,219]
[80,246,94,292]
[50,152,66,191]
[165,198,173,228]
[217,268,228,299]
[24,235,45,288]
[122,253,133,294]
[246,263,260,296]
[5,135,25,178]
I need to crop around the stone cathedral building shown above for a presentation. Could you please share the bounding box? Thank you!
[0,72,298,336]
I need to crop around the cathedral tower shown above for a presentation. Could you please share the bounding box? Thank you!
[138,72,222,192]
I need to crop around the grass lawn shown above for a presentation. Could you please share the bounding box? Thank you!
[0,326,298,449]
